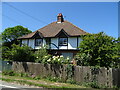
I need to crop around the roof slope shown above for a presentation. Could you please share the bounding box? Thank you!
[18,21,87,39]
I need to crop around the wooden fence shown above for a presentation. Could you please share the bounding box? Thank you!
[1,61,12,72]
[12,62,120,88]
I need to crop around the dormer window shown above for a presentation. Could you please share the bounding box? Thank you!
[35,39,43,46]
[59,38,68,46]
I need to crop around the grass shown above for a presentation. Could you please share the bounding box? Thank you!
[1,73,86,88]
[0,78,68,88]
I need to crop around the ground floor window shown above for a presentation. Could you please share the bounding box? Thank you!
[62,53,73,59]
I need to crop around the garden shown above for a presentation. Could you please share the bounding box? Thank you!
[1,25,120,89]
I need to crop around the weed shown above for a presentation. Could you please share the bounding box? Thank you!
[2,70,15,76]
[33,76,41,80]
[18,72,29,77]
[82,81,100,89]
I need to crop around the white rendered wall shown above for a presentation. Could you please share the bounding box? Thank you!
[22,39,46,49]
[59,46,67,49]
[28,39,34,48]
[68,37,77,49]
[50,37,81,50]
[21,37,82,50]
[78,37,82,46]
[51,38,58,49]
[22,39,28,45]
[43,39,46,46]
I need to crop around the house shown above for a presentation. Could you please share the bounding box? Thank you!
[18,13,88,58]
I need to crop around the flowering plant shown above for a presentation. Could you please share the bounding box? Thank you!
[46,55,70,64]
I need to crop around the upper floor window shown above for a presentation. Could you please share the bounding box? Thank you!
[59,38,68,46]
[35,39,42,46]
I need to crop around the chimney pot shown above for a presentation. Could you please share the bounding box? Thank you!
[57,13,64,23]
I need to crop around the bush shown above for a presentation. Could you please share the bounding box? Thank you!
[35,46,71,64]
[6,44,36,62]
[75,32,119,68]
[35,46,50,63]
[2,46,11,61]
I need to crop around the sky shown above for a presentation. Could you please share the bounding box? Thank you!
[2,2,118,38]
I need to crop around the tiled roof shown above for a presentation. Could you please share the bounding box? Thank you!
[18,20,88,39]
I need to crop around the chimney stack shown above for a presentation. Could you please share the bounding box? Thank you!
[57,13,64,23]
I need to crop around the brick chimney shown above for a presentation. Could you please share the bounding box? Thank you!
[57,13,64,23]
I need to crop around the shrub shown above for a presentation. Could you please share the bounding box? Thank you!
[6,44,35,62]
[75,32,119,68]
[35,46,50,63]
[35,46,71,64]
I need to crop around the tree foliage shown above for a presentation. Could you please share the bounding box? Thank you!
[2,26,32,61]
[75,32,119,68]
[4,44,35,62]
[2,25,32,47]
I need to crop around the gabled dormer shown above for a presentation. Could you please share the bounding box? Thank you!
[30,31,43,47]
[31,31,43,39]
[55,29,69,46]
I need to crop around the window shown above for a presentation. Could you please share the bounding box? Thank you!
[59,38,68,46]
[46,38,51,45]
[35,39,42,46]
[62,53,73,59]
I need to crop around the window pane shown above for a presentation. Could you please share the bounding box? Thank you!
[35,39,42,46]
[59,38,67,46]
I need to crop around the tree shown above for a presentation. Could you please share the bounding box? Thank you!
[2,25,32,47]
[75,32,118,68]
[114,37,120,67]
[5,44,35,62]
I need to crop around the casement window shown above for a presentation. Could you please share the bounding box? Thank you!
[59,38,68,46]
[35,39,43,46]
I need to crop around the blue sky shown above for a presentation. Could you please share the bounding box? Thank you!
[2,2,118,38]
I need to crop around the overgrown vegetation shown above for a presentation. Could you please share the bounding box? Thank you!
[2,70,15,76]
[35,46,50,63]
[3,44,36,62]
[1,70,85,88]
[75,32,120,68]
[2,25,32,61]
[3,70,118,89]
[35,46,71,64]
